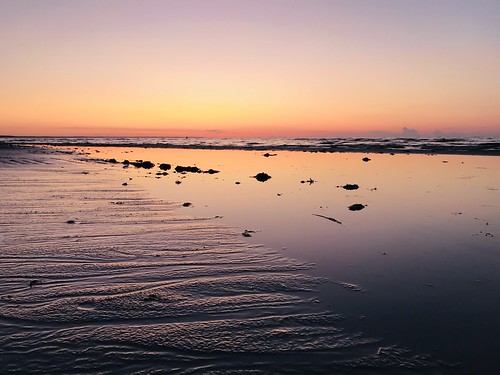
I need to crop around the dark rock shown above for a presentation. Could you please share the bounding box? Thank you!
[362,157,371,162]
[131,160,155,169]
[242,229,256,237]
[175,165,201,173]
[159,163,171,171]
[343,184,359,190]
[122,182,128,186]
[182,202,192,207]
[253,172,271,182]
[175,180,182,185]
[204,168,220,174]
[107,158,118,163]
[348,204,366,211]
[235,181,241,185]
[263,153,277,157]
[66,220,76,224]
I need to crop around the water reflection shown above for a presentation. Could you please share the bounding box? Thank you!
[78,146,499,373]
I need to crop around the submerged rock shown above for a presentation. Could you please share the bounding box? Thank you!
[253,172,271,182]
[348,204,366,211]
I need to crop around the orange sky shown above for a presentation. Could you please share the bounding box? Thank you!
[1,1,499,137]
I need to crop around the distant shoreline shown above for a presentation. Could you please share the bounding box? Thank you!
[2,136,500,156]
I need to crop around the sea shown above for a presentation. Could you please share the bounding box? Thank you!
[2,135,500,155]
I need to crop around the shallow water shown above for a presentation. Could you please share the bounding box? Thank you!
[70,145,500,373]
[0,146,459,374]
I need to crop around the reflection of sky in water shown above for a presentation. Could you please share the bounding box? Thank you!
[85,147,499,371]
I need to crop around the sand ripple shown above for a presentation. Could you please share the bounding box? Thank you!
[0,149,447,373]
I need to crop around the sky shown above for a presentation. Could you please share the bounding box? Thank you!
[0,0,499,137]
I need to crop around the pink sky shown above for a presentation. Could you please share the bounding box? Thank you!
[1,0,499,137]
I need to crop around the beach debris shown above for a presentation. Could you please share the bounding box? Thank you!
[348,204,366,211]
[131,160,155,169]
[182,202,192,207]
[175,165,201,173]
[242,229,256,237]
[301,178,315,184]
[29,280,41,288]
[362,157,371,162]
[159,163,171,171]
[313,214,342,225]
[66,219,76,224]
[342,184,359,190]
[263,153,277,157]
[252,172,271,182]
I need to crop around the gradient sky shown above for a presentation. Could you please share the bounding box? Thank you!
[1,0,499,137]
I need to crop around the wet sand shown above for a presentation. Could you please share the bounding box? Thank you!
[1,145,497,373]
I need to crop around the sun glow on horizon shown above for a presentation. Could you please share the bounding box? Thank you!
[1,1,499,137]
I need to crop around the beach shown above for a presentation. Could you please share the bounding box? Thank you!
[1,143,499,374]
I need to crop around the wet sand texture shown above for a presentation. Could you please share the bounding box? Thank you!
[0,148,447,373]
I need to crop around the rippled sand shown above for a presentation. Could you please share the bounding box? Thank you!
[0,146,449,374]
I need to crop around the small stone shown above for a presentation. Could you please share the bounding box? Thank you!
[66,220,76,224]
[253,172,271,182]
[182,202,192,207]
[362,157,371,162]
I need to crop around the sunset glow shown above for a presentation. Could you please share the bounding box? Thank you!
[1,0,499,137]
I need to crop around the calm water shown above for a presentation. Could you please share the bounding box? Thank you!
[75,145,500,373]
